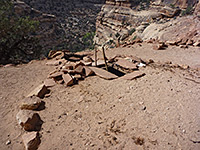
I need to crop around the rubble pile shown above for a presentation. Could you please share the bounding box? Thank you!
[15,49,149,150]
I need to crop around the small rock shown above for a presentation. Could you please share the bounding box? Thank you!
[73,74,82,80]
[179,45,188,48]
[6,140,11,145]
[180,65,189,69]
[62,64,74,70]
[186,39,193,45]
[139,101,144,105]
[68,56,81,61]
[193,41,200,47]
[137,63,146,67]
[142,106,146,110]
[20,96,42,110]
[22,132,40,150]
[27,84,49,99]
[62,74,74,86]
[16,110,43,131]
[166,40,177,45]
[153,43,167,50]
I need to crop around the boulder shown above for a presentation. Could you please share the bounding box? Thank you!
[62,74,74,86]
[80,60,92,66]
[27,84,49,99]
[22,132,40,150]
[20,96,42,110]
[74,65,84,75]
[89,67,118,80]
[16,110,43,131]
[116,59,137,70]
[120,71,146,80]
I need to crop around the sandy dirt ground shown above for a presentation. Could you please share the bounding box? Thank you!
[0,43,200,150]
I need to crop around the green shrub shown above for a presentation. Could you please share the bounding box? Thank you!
[170,4,175,9]
[82,32,95,50]
[181,6,193,16]
[132,36,137,41]
[129,28,136,35]
[0,0,40,64]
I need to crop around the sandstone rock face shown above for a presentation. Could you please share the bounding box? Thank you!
[22,132,41,150]
[94,1,162,47]
[161,0,198,9]
[94,0,199,47]
[141,16,200,45]
[16,110,43,131]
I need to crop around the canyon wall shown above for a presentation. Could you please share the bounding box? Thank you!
[94,0,200,47]
[17,0,199,52]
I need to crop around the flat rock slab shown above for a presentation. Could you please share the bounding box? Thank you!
[16,110,43,131]
[22,131,41,150]
[120,71,146,80]
[20,96,42,110]
[44,78,56,88]
[48,71,63,78]
[89,67,118,80]
[62,74,74,86]
[116,59,137,70]
[27,84,49,99]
